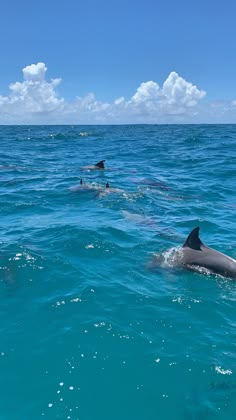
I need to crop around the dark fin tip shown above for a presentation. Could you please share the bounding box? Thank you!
[95,160,105,168]
[183,226,203,250]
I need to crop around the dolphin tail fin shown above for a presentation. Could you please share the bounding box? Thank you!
[95,160,105,168]
[183,227,204,250]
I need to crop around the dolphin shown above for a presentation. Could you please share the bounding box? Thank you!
[98,182,125,196]
[130,177,170,190]
[0,165,17,170]
[178,227,236,279]
[122,210,156,226]
[81,160,106,170]
[149,227,236,279]
[69,179,101,193]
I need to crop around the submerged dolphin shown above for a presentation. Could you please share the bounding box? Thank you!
[178,227,236,279]
[122,210,156,226]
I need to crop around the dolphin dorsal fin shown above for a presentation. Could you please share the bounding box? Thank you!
[183,227,203,250]
[95,160,105,168]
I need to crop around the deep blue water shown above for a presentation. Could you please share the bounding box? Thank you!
[0,125,236,420]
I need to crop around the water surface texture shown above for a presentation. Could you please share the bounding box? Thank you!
[0,125,236,419]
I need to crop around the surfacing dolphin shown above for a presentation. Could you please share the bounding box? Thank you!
[69,178,102,193]
[81,160,106,170]
[151,227,236,279]
[98,182,125,196]
[179,227,236,278]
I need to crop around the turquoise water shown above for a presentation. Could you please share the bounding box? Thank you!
[0,125,236,420]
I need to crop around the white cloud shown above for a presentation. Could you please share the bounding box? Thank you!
[74,93,110,112]
[0,63,64,121]
[114,97,125,105]
[0,61,234,123]
[128,72,206,117]
[23,62,47,82]
[131,81,161,104]
[162,72,206,107]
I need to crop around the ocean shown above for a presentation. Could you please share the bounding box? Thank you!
[0,124,236,420]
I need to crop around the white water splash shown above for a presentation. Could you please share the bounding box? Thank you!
[215,366,233,375]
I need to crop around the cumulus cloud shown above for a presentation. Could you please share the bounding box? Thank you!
[0,62,64,122]
[162,72,206,106]
[131,81,161,105]
[0,61,226,124]
[128,72,206,117]
[23,62,47,81]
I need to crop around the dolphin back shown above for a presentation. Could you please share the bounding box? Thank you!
[182,227,236,279]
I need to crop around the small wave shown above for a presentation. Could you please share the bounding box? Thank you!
[160,247,184,266]
[79,131,90,137]
[147,247,183,269]
[52,130,91,140]
[185,264,213,276]
[215,366,233,375]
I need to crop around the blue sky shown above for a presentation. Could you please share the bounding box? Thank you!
[0,0,236,123]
